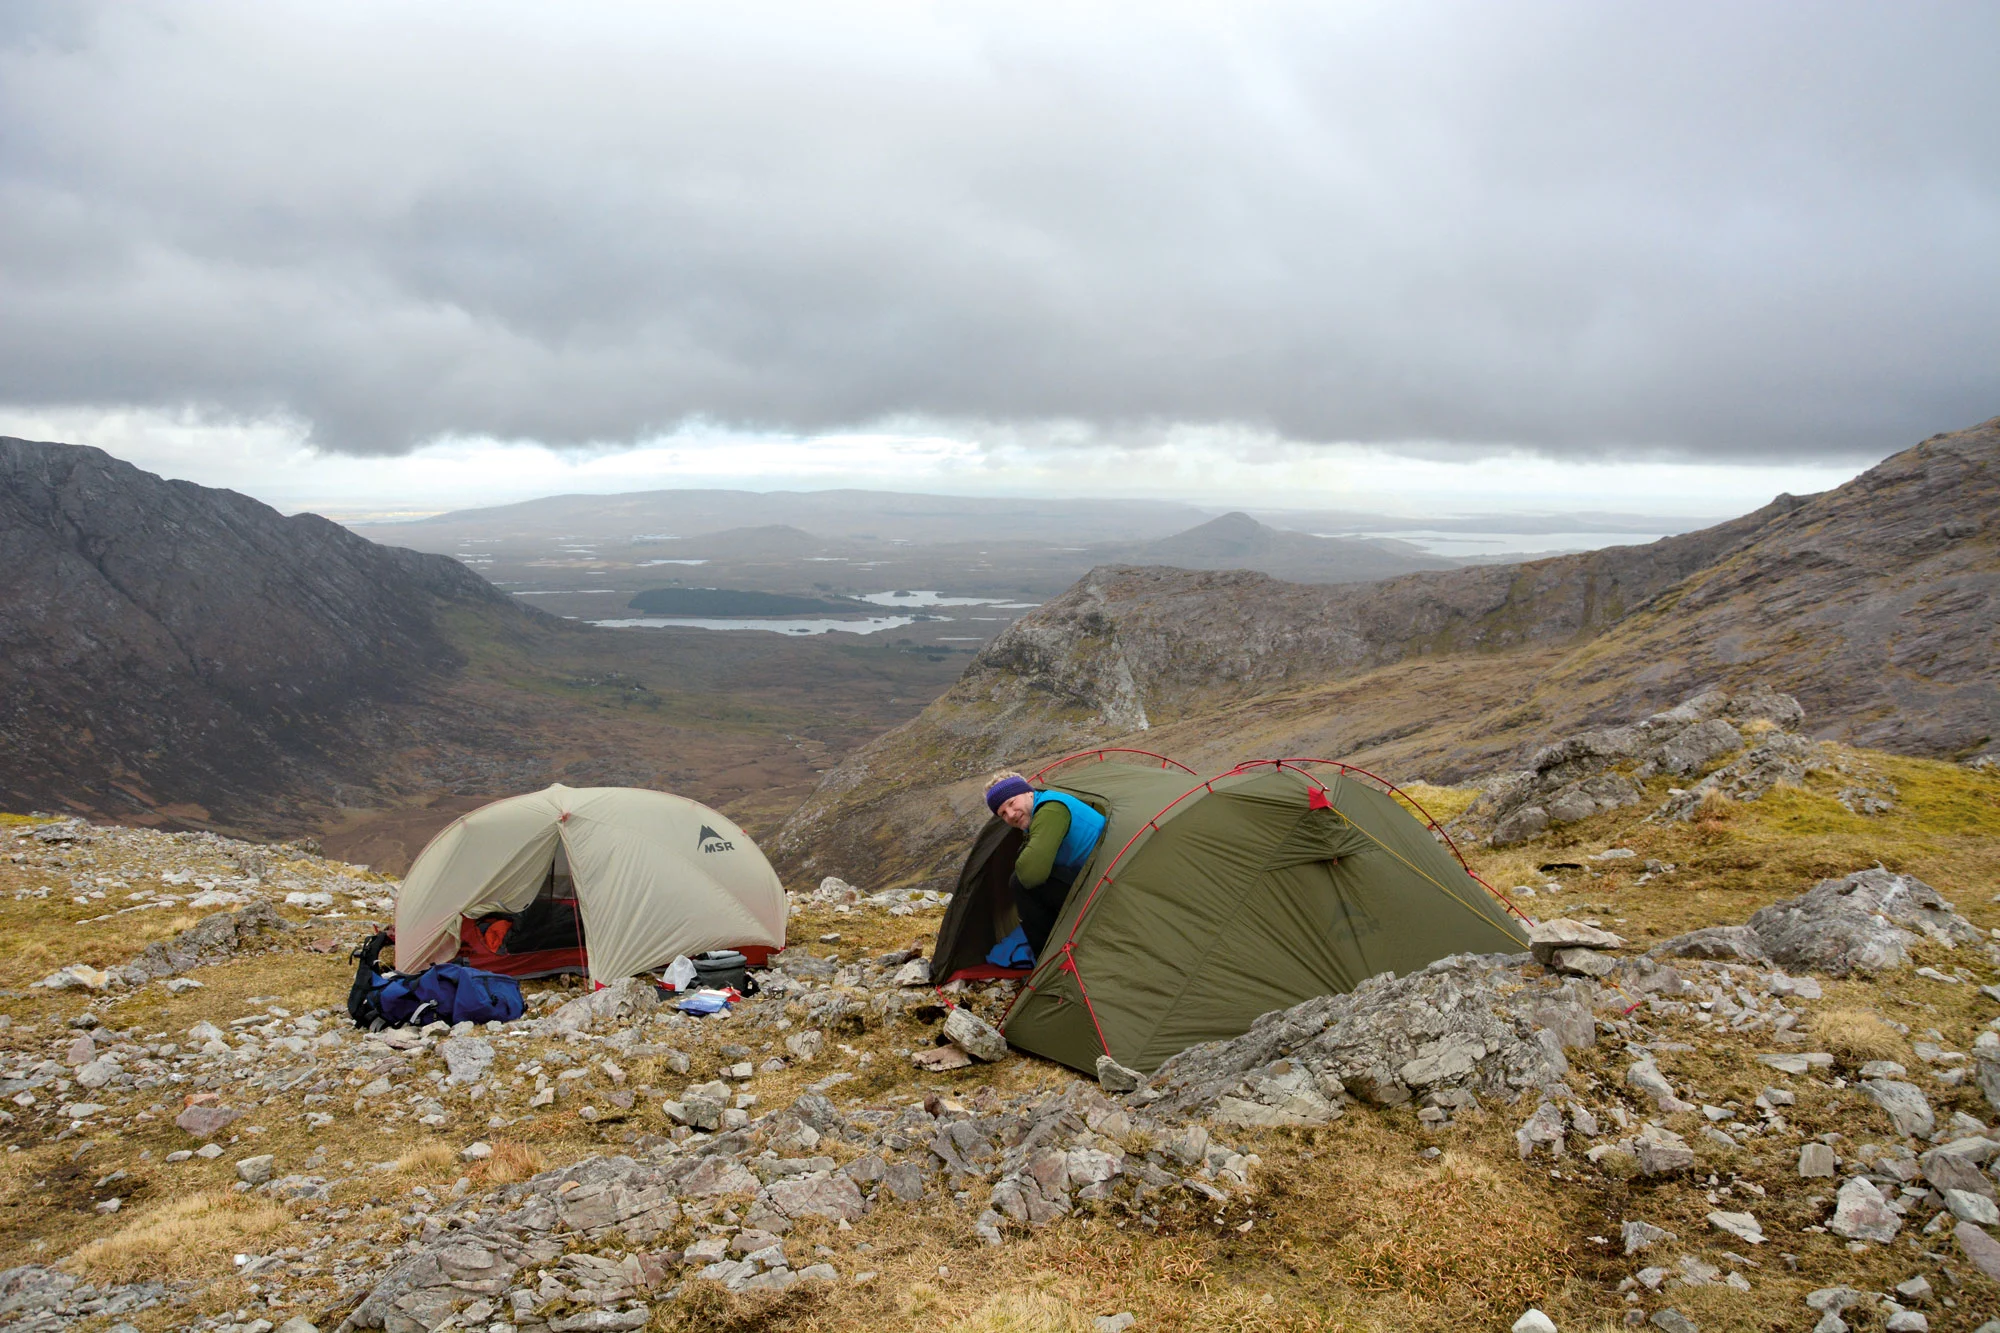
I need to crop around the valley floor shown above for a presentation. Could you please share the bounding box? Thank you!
[0,742,1995,1333]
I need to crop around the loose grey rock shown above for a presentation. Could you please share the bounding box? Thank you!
[235,1154,275,1186]
[1095,1055,1143,1093]
[1095,1315,1136,1333]
[74,1057,119,1090]
[1528,918,1625,964]
[1975,1051,2000,1114]
[1858,1080,1936,1139]
[1633,1124,1695,1176]
[1955,1219,2000,1280]
[1706,1209,1764,1244]
[942,1006,1010,1062]
[1511,1314,1558,1333]
[441,1036,495,1085]
[1622,1220,1676,1255]
[1944,1189,2000,1225]
[547,978,659,1033]
[1627,1061,1695,1113]
[1921,1146,1997,1198]
[1799,1143,1836,1178]
[1515,1101,1566,1160]
[175,1104,241,1139]
[1893,1276,1933,1302]
[1829,1176,1902,1243]
[1547,947,1617,978]
[1649,1310,1698,1333]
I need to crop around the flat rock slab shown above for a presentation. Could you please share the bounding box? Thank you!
[174,1104,241,1139]
[1528,918,1626,963]
[912,1044,973,1072]
[1707,1209,1764,1244]
[1858,1080,1935,1139]
[1830,1176,1902,1243]
[942,1007,1010,1062]
[1955,1220,2000,1281]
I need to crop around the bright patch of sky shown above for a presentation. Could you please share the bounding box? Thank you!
[0,406,1866,526]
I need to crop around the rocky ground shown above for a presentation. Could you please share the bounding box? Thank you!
[1,703,1998,1333]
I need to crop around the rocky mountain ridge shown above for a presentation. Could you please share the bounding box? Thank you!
[0,437,555,831]
[776,417,1997,890]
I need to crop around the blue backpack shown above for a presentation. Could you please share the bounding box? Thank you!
[348,935,523,1029]
[377,964,524,1027]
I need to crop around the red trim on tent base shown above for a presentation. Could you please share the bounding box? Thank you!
[446,919,785,980]
[944,964,1033,983]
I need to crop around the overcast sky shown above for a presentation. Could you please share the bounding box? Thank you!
[2,2,1994,518]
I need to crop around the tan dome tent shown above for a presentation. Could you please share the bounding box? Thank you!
[394,784,786,984]
[931,753,1530,1076]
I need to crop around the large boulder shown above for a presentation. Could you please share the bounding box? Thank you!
[1745,868,1982,976]
[1151,955,1594,1120]
[1651,868,1981,977]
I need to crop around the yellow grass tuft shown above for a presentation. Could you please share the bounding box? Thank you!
[67,1191,295,1284]
[1392,781,1480,827]
[1812,1006,1905,1067]
[391,1141,460,1178]
[474,1140,547,1186]
[944,1290,1094,1333]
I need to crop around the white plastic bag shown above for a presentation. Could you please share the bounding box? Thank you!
[662,955,698,992]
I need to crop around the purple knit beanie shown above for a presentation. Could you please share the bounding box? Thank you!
[984,775,1034,813]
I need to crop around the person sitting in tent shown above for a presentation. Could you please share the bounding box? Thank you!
[984,769,1108,964]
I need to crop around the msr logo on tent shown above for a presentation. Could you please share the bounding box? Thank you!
[697,824,735,854]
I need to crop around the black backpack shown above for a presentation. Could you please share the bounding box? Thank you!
[346,931,395,1030]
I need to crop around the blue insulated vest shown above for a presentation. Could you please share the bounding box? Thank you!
[1033,790,1108,873]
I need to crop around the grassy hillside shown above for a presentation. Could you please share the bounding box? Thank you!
[2,742,1992,1331]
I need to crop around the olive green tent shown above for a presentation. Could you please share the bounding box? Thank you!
[931,758,1529,1075]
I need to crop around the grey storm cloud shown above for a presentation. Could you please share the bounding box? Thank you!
[0,1,1996,460]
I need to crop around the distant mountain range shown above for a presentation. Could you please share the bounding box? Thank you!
[353,488,1214,545]
[1128,511,1451,583]
[773,416,2000,891]
[350,488,1694,557]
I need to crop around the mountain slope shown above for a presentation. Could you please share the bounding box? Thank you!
[776,417,1998,890]
[0,437,547,826]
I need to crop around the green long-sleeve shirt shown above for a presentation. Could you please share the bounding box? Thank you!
[1013,800,1072,889]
